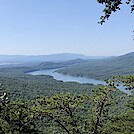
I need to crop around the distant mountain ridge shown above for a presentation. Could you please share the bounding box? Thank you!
[56,52,134,80]
[36,58,86,70]
[0,52,133,79]
[0,53,113,63]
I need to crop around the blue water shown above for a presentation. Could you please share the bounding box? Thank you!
[28,69,131,94]
[28,69,106,85]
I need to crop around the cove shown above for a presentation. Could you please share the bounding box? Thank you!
[28,69,131,95]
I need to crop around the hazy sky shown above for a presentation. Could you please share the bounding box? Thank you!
[0,0,133,56]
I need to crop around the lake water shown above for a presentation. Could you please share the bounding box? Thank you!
[28,69,106,85]
[28,69,131,95]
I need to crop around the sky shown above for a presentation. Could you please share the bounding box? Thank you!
[0,0,133,56]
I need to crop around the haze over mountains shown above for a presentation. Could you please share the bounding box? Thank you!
[56,52,134,80]
[0,52,133,80]
[0,53,114,63]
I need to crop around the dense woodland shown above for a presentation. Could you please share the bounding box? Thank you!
[0,0,134,133]
[57,52,134,80]
[0,60,134,134]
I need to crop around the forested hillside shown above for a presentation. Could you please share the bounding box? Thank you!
[0,67,95,101]
[36,58,86,70]
[0,65,134,133]
[57,52,134,80]
[0,0,134,133]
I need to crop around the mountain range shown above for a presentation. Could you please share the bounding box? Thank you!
[0,52,133,79]
[56,52,134,80]
[0,53,114,63]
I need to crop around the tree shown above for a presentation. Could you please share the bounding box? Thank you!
[103,76,134,134]
[97,0,134,24]
[32,93,90,134]
[90,85,116,134]
[0,85,41,134]
[32,81,129,134]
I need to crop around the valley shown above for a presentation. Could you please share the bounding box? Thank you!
[56,52,134,80]
[0,52,133,134]
[1,1,134,133]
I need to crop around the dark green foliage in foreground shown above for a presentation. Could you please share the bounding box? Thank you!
[102,76,134,134]
[32,93,89,134]
[0,100,40,134]
[0,65,133,134]
[0,75,134,134]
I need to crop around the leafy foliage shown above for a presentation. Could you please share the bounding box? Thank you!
[97,0,134,24]
[0,66,134,133]
[32,93,89,134]
[0,92,41,134]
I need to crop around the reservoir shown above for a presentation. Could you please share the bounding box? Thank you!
[28,69,106,85]
[28,69,131,94]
